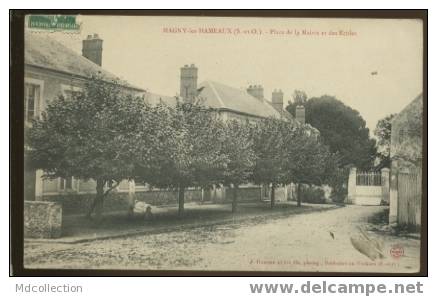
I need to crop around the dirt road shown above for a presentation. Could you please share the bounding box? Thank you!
[24,205,420,272]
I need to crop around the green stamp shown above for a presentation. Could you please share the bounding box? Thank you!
[28,15,81,31]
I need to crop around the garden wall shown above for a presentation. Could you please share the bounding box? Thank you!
[24,201,62,238]
[224,187,262,202]
[40,189,203,216]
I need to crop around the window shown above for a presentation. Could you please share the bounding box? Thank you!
[24,83,41,123]
[60,177,74,191]
[63,89,81,99]
[61,84,82,99]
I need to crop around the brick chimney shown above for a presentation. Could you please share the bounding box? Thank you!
[82,34,103,66]
[271,89,284,113]
[247,85,264,101]
[180,64,198,103]
[296,105,305,124]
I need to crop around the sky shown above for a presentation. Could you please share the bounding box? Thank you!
[31,15,423,134]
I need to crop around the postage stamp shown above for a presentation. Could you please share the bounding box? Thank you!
[27,15,81,32]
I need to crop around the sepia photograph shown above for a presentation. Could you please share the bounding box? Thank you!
[13,11,426,275]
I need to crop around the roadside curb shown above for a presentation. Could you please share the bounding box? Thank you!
[24,204,341,244]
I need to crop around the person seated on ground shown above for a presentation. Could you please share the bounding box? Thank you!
[133,200,154,221]
[144,205,154,221]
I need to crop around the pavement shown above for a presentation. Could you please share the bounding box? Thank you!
[23,204,421,272]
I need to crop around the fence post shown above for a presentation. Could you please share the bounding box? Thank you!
[389,173,398,224]
[347,167,357,204]
[381,168,390,204]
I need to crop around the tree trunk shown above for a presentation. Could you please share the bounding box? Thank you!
[178,186,185,217]
[297,183,302,207]
[270,184,275,209]
[87,179,105,219]
[232,184,239,213]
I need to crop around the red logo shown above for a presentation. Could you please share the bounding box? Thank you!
[390,245,404,259]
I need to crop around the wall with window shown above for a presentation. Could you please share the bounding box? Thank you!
[25,66,85,125]
[24,67,85,200]
[25,65,146,200]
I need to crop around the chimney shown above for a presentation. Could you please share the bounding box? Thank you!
[247,85,264,101]
[82,33,103,66]
[180,64,198,103]
[296,105,305,124]
[271,89,284,114]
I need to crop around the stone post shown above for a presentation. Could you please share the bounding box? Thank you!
[381,168,390,205]
[347,167,357,204]
[389,173,398,224]
[35,169,44,201]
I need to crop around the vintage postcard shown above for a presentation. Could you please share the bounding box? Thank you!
[16,12,425,274]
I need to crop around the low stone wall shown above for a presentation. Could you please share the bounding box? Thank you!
[40,193,130,216]
[354,186,383,205]
[135,189,202,205]
[224,187,262,201]
[41,189,203,216]
[24,201,62,238]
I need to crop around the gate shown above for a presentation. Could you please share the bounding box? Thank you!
[397,172,422,226]
[347,167,390,205]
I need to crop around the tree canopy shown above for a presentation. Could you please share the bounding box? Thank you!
[27,77,344,219]
[137,100,228,215]
[26,75,148,218]
[374,113,396,169]
[286,94,376,170]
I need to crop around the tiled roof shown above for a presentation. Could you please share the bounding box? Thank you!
[25,33,144,91]
[265,100,295,121]
[392,93,423,127]
[144,92,177,107]
[198,80,282,118]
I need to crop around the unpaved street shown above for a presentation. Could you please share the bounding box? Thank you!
[24,205,420,272]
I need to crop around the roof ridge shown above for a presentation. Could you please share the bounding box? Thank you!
[25,33,145,91]
[200,80,283,118]
[26,34,105,72]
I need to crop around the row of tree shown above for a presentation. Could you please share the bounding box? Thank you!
[26,76,340,219]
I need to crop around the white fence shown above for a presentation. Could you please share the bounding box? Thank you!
[347,168,390,205]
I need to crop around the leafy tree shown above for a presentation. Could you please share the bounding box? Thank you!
[26,75,148,219]
[140,100,227,216]
[286,90,308,116]
[293,89,308,105]
[283,130,333,206]
[250,118,296,208]
[220,120,256,212]
[374,113,396,169]
[286,95,377,170]
[323,154,348,203]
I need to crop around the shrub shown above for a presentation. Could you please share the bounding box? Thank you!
[301,185,326,204]
[329,168,349,203]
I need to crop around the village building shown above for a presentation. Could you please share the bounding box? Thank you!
[24,33,307,214]
[389,93,423,226]
[24,33,149,202]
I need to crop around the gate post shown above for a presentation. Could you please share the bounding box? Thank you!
[381,168,390,204]
[347,167,357,204]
